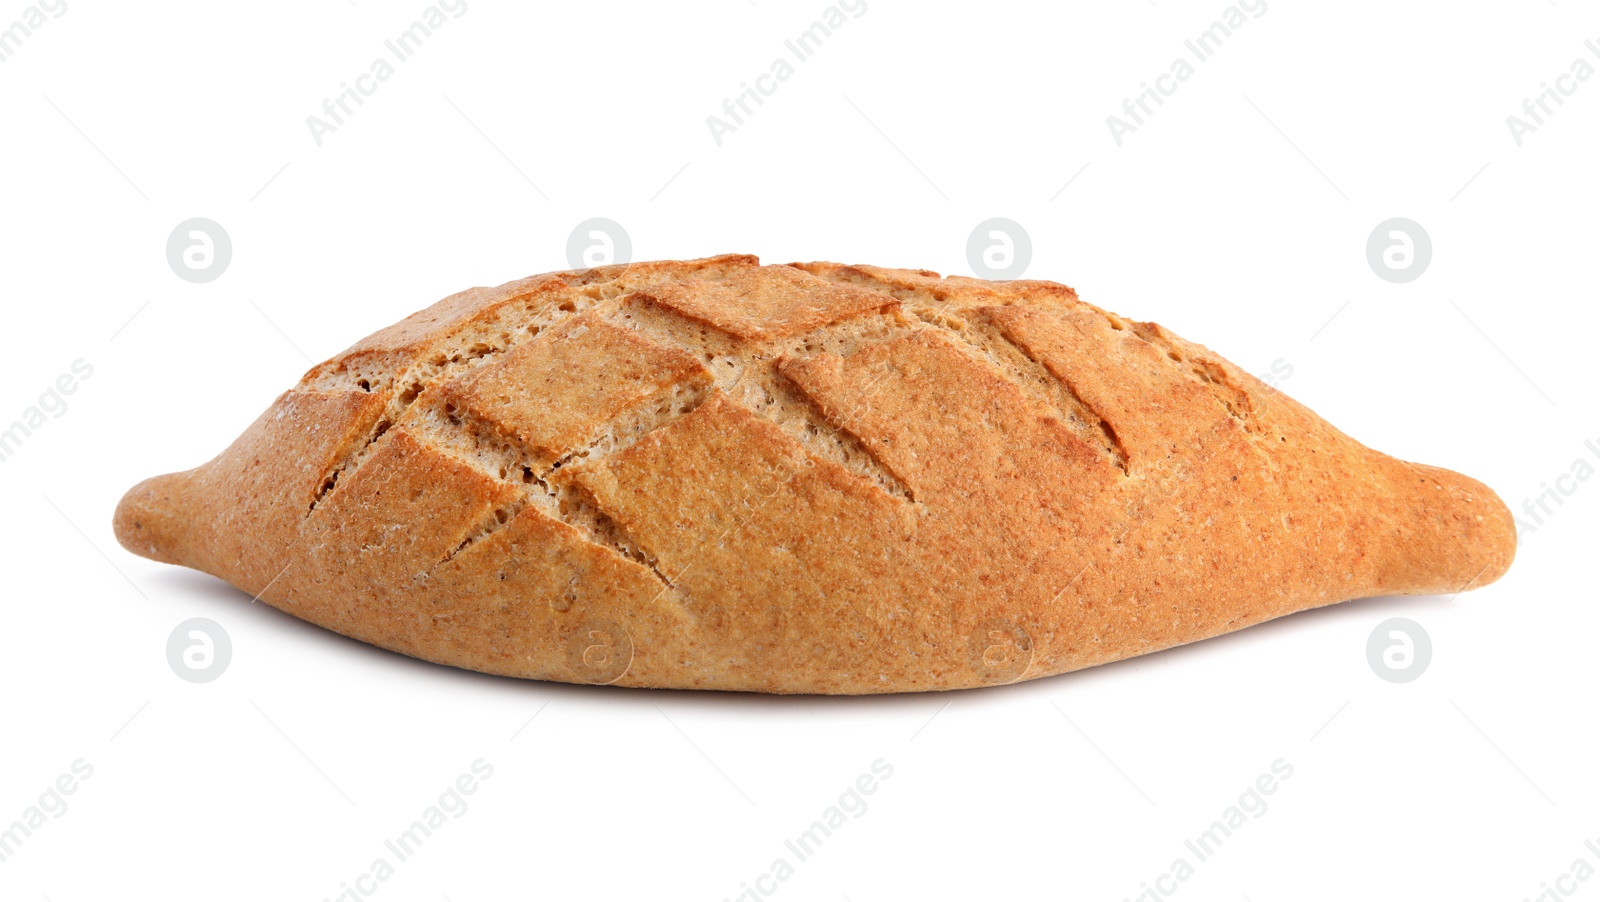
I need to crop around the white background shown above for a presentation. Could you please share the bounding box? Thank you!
[2,1,1596,899]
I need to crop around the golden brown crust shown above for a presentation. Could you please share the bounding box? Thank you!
[442,313,712,470]
[113,256,1517,693]
[632,265,899,340]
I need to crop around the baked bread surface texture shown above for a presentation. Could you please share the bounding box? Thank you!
[113,255,1516,693]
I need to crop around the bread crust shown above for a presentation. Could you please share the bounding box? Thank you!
[114,256,1516,693]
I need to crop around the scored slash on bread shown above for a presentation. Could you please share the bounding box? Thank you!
[113,255,1516,693]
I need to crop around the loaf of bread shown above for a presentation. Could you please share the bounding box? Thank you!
[114,255,1515,693]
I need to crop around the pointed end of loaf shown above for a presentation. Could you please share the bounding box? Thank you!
[114,470,197,567]
[1376,461,1517,597]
